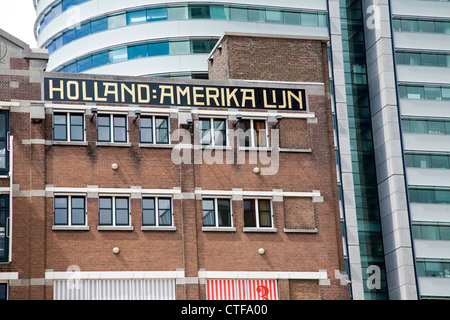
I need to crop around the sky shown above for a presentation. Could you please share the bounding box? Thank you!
[0,0,38,47]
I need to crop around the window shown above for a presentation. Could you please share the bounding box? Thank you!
[139,116,169,144]
[199,118,227,146]
[243,199,273,228]
[416,260,450,278]
[99,197,130,226]
[0,283,6,300]
[54,196,86,226]
[97,114,128,143]
[413,224,450,241]
[238,119,267,148]
[0,195,9,263]
[142,197,172,226]
[202,198,232,227]
[53,112,85,142]
[0,111,9,175]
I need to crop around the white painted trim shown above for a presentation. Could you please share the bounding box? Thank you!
[198,270,328,280]
[195,189,321,198]
[45,270,185,280]
[0,272,19,280]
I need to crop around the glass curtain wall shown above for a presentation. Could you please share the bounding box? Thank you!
[339,0,388,299]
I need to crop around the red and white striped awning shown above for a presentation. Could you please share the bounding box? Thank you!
[206,279,278,300]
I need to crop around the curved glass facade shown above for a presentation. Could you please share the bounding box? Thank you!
[37,0,91,33]
[43,4,327,54]
[54,37,218,73]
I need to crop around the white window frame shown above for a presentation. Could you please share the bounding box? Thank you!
[97,195,132,230]
[52,194,89,230]
[97,113,129,144]
[201,197,235,232]
[242,198,276,232]
[199,117,228,147]
[53,111,86,142]
[237,118,269,148]
[139,115,170,145]
[141,196,175,230]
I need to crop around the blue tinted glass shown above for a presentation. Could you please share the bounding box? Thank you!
[128,44,148,60]
[147,7,167,21]
[91,51,109,68]
[63,29,76,45]
[148,41,169,56]
[77,56,92,72]
[127,9,147,25]
[76,22,91,39]
[91,17,108,33]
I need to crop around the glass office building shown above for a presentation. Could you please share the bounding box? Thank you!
[34,0,450,299]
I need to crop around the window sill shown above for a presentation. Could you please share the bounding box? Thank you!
[52,225,90,231]
[284,228,318,233]
[279,148,312,153]
[0,175,9,179]
[141,226,177,231]
[52,141,88,146]
[97,225,134,231]
[139,143,174,149]
[238,147,271,152]
[96,142,131,147]
[196,145,232,150]
[202,226,236,232]
[243,227,277,233]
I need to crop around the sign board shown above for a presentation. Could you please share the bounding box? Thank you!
[44,77,306,111]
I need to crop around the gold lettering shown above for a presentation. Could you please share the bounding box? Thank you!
[176,86,191,105]
[263,90,277,108]
[278,90,287,109]
[226,88,239,107]
[103,82,119,102]
[121,83,136,103]
[48,79,64,100]
[160,85,174,105]
[94,82,107,102]
[220,88,225,106]
[193,87,205,106]
[288,90,303,110]
[206,87,220,106]
[82,81,92,101]
[66,81,79,100]
[137,84,150,103]
[240,89,255,108]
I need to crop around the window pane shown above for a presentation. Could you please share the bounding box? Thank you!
[266,10,282,24]
[54,125,67,141]
[418,20,435,33]
[428,121,445,134]
[158,198,171,226]
[238,120,251,147]
[155,117,169,143]
[127,9,147,25]
[77,56,92,73]
[200,119,211,145]
[407,86,424,99]
[283,11,300,25]
[214,119,226,146]
[170,40,190,55]
[422,225,440,240]
[70,114,84,141]
[424,86,442,100]
[244,199,256,227]
[168,6,188,20]
[440,226,450,241]
[210,5,229,20]
[217,199,231,227]
[76,21,91,39]
[254,120,267,147]
[248,9,265,23]
[54,197,68,225]
[258,199,272,227]
[128,44,148,60]
[301,12,318,26]
[97,115,111,142]
[0,142,6,170]
[230,7,247,21]
[0,114,5,139]
[202,199,215,226]
[147,7,167,21]
[189,5,210,19]
[108,14,126,29]
[142,198,156,226]
[140,117,153,143]
[109,47,128,63]
[92,51,109,68]
[91,17,108,33]
[148,41,169,57]
[99,198,112,225]
[71,197,85,225]
[113,116,127,142]
[115,198,129,225]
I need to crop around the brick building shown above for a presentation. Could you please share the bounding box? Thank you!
[0,29,349,300]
